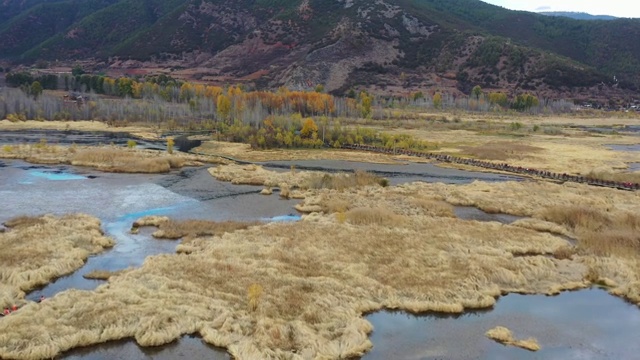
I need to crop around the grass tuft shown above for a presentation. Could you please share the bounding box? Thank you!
[486,326,540,351]
[345,207,405,226]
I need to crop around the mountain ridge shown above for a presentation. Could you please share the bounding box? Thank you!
[538,12,618,21]
[1,0,639,100]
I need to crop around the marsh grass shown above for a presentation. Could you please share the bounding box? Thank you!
[301,170,388,190]
[132,217,258,241]
[2,180,639,360]
[585,169,640,184]
[83,269,128,280]
[540,206,640,256]
[410,198,456,217]
[2,215,46,228]
[345,207,406,226]
[0,214,113,308]
[72,149,185,173]
[211,165,388,191]
[486,326,540,351]
[1,144,206,173]
[462,141,543,161]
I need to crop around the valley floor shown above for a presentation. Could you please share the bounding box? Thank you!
[0,113,639,359]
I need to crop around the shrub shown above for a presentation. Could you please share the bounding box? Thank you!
[6,113,26,122]
[167,137,174,154]
[127,140,137,148]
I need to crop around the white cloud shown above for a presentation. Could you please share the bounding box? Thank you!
[481,0,639,18]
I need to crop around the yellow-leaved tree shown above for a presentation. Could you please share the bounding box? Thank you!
[301,117,318,138]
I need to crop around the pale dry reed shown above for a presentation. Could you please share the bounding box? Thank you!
[1,180,639,359]
[485,326,541,351]
[0,214,113,309]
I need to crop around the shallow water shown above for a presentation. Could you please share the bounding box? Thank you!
[606,144,640,152]
[454,206,522,224]
[1,160,300,302]
[2,155,639,359]
[61,335,230,360]
[0,129,166,150]
[260,159,522,185]
[627,162,640,172]
[364,288,640,360]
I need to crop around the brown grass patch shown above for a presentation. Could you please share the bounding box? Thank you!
[301,170,388,190]
[2,216,46,229]
[211,165,388,191]
[132,216,257,241]
[83,269,129,280]
[345,207,405,226]
[0,214,113,308]
[486,326,540,351]
[410,198,456,217]
[462,141,543,161]
[71,149,185,173]
[540,206,640,256]
[1,143,212,174]
[3,180,640,360]
[585,169,640,185]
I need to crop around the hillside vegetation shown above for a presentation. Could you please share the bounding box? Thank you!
[1,0,640,96]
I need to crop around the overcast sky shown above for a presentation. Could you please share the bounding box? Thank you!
[481,0,638,18]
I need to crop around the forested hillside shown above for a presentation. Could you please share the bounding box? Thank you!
[1,0,639,98]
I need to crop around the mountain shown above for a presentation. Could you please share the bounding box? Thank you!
[539,12,618,21]
[1,0,640,100]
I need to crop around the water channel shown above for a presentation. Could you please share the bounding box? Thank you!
[1,130,638,359]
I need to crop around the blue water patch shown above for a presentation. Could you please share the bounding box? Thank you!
[30,171,87,181]
[264,214,302,222]
[19,170,87,184]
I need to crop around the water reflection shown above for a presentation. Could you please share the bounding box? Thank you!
[60,335,230,360]
[606,144,640,152]
[260,159,522,185]
[454,206,522,224]
[364,288,640,360]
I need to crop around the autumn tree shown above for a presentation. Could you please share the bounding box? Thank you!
[471,85,483,100]
[300,117,318,138]
[30,81,43,99]
[511,93,539,111]
[359,92,372,118]
[217,94,232,122]
[433,92,442,109]
[488,92,509,107]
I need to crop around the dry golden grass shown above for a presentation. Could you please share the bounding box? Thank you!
[409,198,456,218]
[132,216,257,242]
[0,214,113,309]
[71,148,186,173]
[462,141,543,161]
[0,181,588,360]
[83,269,129,280]
[2,179,640,359]
[585,169,640,185]
[540,206,640,256]
[196,140,401,163]
[386,124,638,175]
[345,207,406,226]
[0,120,161,141]
[302,170,388,190]
[210,164,388,191]
[0,144,216,173]
[485,326,540,351]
